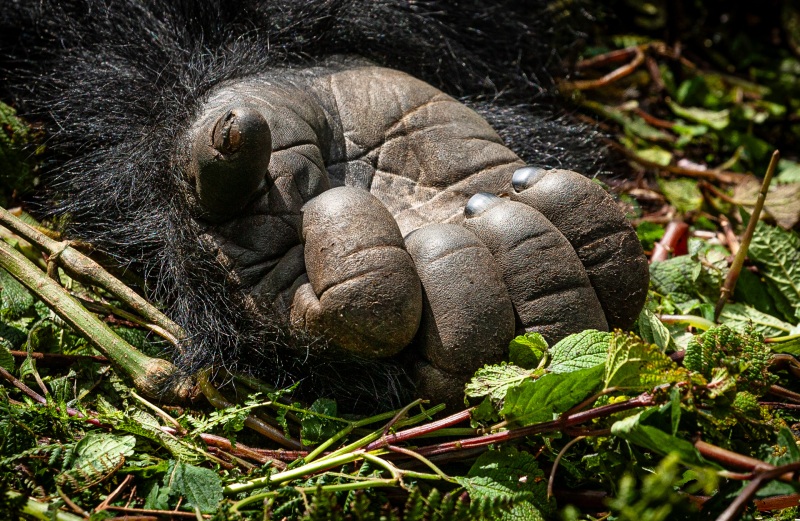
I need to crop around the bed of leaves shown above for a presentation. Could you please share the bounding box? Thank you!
[1,2,800,520]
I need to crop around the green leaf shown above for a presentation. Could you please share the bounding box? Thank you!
[776,158,800,184]
[166,461,223,514]
[657,177,703,214]
[611,410,710,467]
[748,220,800,320]
[299,398,340,445]
[0,269,35,319]
[455,447,552,520]
[548,330,611,374]
[508,333,547,369]
[667,100,730,130]
[71,432,136,474]
[604,332,686,390]
[767,336,800,355]
[0,339,14,371]
[465,364,531,404]
[636,147,673,166]
[634,308,674,351]
[501,365,603,426]
[719,302,795,337]
[636,221,665,251]
[733,268,786,318]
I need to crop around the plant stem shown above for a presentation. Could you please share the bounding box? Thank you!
[196,371,301,449]
[714,150,779,321]
[5,491,85,521]
[0,206,183,343]
[230,478,397,514]
[0,238,193,402]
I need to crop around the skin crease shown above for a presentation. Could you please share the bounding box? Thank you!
[182,62,649,406]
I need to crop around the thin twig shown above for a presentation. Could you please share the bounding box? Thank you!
[714,150,779,321]
[564,47,645,90]
[196,370,301,449]
[94,474,134,512]
[548,436,585,499]
[716,462,800,521]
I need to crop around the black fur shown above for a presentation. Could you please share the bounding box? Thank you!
[0,0,604,409]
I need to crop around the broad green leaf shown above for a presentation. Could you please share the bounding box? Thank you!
[733,268,785,318]
[166,461,223,514]
[466,364,531,404]
[548,330,611,374]
[71,432,136,474]
[456,447,552,520]
[0,269,35,319]
[634,308,674,351]
[668,100,730,130]
[611,410,710,467]
[508,333,547,369]
[299,398,340,445]
[748,220,800,319]
[604,332,686,390]
[650,247,725,306]
[501,365,603,426]
[719,302,795,337]
[657,177,703,214]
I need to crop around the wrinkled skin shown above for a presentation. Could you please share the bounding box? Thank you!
[181,61,649,405]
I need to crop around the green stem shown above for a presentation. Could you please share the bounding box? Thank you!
[0,206,183,343]
[197,370,301,449]
[714,150,779,321]
[5,491,85,521]
[224,452,364,495]
[657,314,715,331]
[305,408,401,463]
[230,479,396,514]
[0,238,193,402]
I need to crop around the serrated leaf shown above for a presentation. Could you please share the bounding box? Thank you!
[0,339,14,371]
[501,365,603,426]
[166,461,223,514]
[719,302,794,337]
[71,433,135,474]
[508,333,547,369]
[456,447,551,520]
[650,249,724,306]
[604,332,686,390]
[465,364,531,403]
[548,330,611,374]
[0,268,35,319]
[748,220,800,319]
[118,410,199,463]
[634,308,674,351]
[611,409,710,467]
[733,268,785,318]
[299,398,340,445]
